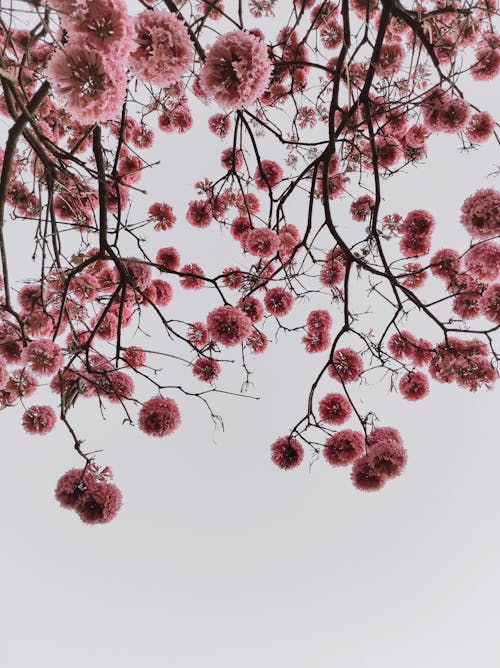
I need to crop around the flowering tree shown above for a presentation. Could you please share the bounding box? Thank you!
[0,0,498,524]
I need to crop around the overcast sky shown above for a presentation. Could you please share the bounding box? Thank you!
[1,2,499,666]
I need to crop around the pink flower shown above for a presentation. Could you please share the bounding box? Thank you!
[254,160,283,191]
[264,288,294,316]
[192,357,221,383]
[471,45,500,81]
[399,233,431,257]
[23,339,64,376]
[388,330,417,360]
[139,396,181,437]
[367,427,403,451]
[460,188,500,239]
[55,468,92,509]
[188,322,209,349]
[156,246,181,271]
[399,371,429,401]
[222,267,244,290]
[464,242,500,282]
[179,263,205,290]
[465,111,495,143]
[368,439,407,478]
[0,358,7,390]
[207,305,252,347]
[318,393,352,425]
[128,10,192,86]
[328,348,363,383]
[350,195,375,222]
[47,44,126,124]
[200,30,272,110]
[438,98,470,133]
[76,481,122,524]
[376,42,404,77]
[302,329,331,353]
[402,209,435,237]
[306,309,332,332]
[246,329,268,354]
[22,405,57,434]
[324,429,365,466]
[245,228,280,258]
[401,262,427,289]
[123,346,146,369]
[149,202,176,231]
[481,283,500,324]
[430,248,461,279]
[208,113,231,138]
[238,296,264,323]
[186,199,213,228]
[145,279,173,306]
[271,436,304,469]
[351,456,387,491]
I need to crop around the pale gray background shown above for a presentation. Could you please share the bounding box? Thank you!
[1,2,499,666]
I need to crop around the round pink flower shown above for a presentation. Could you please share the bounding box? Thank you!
[368,440,407,479]
[254,160,283,191]
[192,357,221,383]
[200,30,272,110]
[318,393,352,425]
[376,42,404,77]
[179,263,205,290]
[149,202,176,231]
[23,339,64,376]
[55,468,92,509]
[367,427,403,451]
[323,429,365,467]
[399,233,431,258]
[245,228,280,258]
[306,310,332,332]
[465,111,495,143]
[222,267,245,290]
[186,199,212,228]
[246,329,268,354]
[471,45,500,81]
[145,279,173,307]
[430,248,461,279]
[351,455,387,491]
[208,113,231,138]
[460,188,500,239]
[264,288,294,316]
[401,209,435,237]
[464,241,500,282]
[207,305,252,347]
[188,322,209,349]
[128,10,192,86]
[401,262,427,289]
[22,405,57,434]
[76,481,122,524]
[438,98,470,133]
[156,246,181,271]
[328,348,363,383]
[47,44,127,124]
[399,371,429,401]
[139,396,181,437]
[481,283,500,324]
[388,330,417,360]
[271,436,304,470]
[123,346,146,369]
[350,195,375,222]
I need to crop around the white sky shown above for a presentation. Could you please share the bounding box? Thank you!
[1,2,499,666]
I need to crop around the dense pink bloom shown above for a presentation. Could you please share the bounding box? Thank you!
[367,427,403,451]
[178,263,204,290]
[123,346,146,369]
[428,338,496,391]
[246,329,268,354]
[399,371,429,401]
[0,358,7,390]
[323,429,365,466]
[61,0,134,57]
[464,242,500,282]
[207,305,252,347]
[421,87,450,132]
[318,393,352,425]
[200,30,272,110]
[460,188,500,239]
[23,339,63,376]
[404,124,429,148]
[47,44,126,123]
[221,148,244,171]
[481,284,500,324]
[149,202,176,231]
[271,436,304,470]
[192,357,221,383]
[302,329,331,353]
[188,322,209,349]
[401,262,427,289]
[208,113,231,138]
[76,481,122,524]
[245,228,280,258]
[465,111,495,143]
[438,98,470,133]
[238,296,264,323]
[222,267,245,290]
[306,310,332,332]
[471,45,500,81]
[145,279,173,307]
[264,288,294,316]
[399,233,431,257]
[402,209,435,237]
[128,10,192,86]
[368,438,407,478]
[328,348,363,383]
[186,199,212,228]
[139,396,181,437]
[230,216,252,241]
[254,160,283,191]
[388,330,418,360]
[350,195,375,222]
[319,259,345,287]
[55,468,92,509]
[430,248,461,279]
[351,456,387,491]
[22,405,57,434]
[376,42,404,77]
[156,246,181,271]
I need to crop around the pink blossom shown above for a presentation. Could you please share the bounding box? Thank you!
[399,233,431,257]
[471,45,500,81]
[350,195,375,222]
[399,371,429,401]
[481,283,500,324]
[367,427,403,451]
[324,429,365,466]
[402,209,435,237]
[464,242,500,282]
[306,310,332,332]
[351,456,387,491]
[245,228,280,258]
[47,44,126,124]
[76,481,122,524]
[207,305,252,347]
[221,148,244,171]
[0,358,7,390]
[208,113,232,138]
[149,202,176,231]
[271,436,304,470]
[186,199,213,228]
[438,98,470,133]
[222,267,245,290]
[460,189,500,239]
[145,279,173,307]
[22,405,57,434]
[318,393,352,425]
[376,42,404,77]
[192,357,221,383]
[188,322,209,349]
[388,330,418,360]
[302,329,331,353]
[430,248,461,279]
[264,288,294,316]
[123,346,146,369]
[465,111,495,143]
[254,160,283,191]
[23,338,63,376]
[139,396,181,437]
[328,348,363,383]
[238,296,264,323]
[401,262,427,289]
[55,468,92,509]
[156,246,181,271]
[246,329,268,354]
[230,216,252,241]
[200,30,272,110]
[128,10,192,86]
[180,263,205,290]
